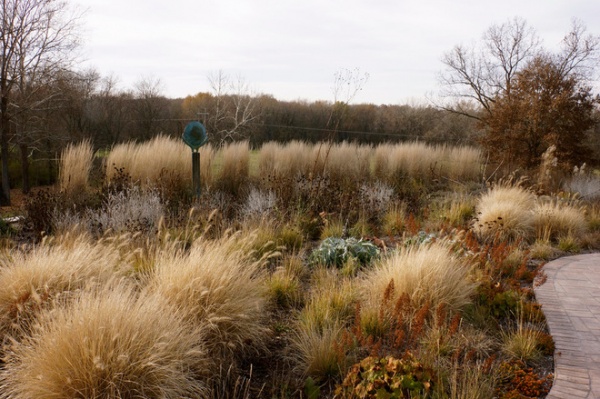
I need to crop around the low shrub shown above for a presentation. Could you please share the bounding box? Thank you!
[23,188,61,237]
[239,188,277,222]
[309,237,380,268]
[336,354,434,399]
[495,359,553,398]
[88,185,164,235]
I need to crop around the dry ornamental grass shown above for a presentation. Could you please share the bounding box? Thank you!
[0,283,208,399]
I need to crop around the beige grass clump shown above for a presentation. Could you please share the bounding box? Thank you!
[199,143,216,189]
[299,269,357,331]
[0,234,128,343]
[372,143,393,180]
[134,134,189,185]
[105,135,190,186]
[441,145,482,182]
[275,140,315,179]
[373,142,482,185]
[216,141,250,194]
[145,232,269,362]
[324,142,372,185]
[290,270,356,379]
[360,243,476,322]
[267,266,304,309]
[393,141,440,178]
[59,139,94,195]
[373,141,440,184]
[472,185,536,242]
[0,284,208,399]
[104,140,138,181]
[258,141,283,177]
[532,201,587,243]
[501,323,543,363]
[291,318,348,380]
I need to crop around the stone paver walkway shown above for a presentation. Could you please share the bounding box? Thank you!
[534,253,600,398]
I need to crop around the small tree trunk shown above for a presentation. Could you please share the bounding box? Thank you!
[19,143,30,194]
[0,142,10,206]
[0,108,11,205]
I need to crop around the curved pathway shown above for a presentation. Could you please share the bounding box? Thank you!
[534,253,600,398]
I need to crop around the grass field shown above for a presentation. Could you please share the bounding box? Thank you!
[2,137,596,397]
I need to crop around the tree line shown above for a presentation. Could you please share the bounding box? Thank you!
[1,66,482,202]
[1,0,599,205]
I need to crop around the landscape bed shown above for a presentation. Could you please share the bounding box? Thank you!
[1,137,599,398]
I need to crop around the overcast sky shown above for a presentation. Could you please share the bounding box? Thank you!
[74,0,600,105]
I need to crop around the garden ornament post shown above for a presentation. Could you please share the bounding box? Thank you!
[182,121,208,199]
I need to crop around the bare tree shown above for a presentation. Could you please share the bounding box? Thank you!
[439,17,540,119]
[56,68,100,138]
[440,18,600,170]
[132,75,170,140]
[83,74,135,146]
[207,70,259,145]
[0,0,81,204]
[555,19,600,80]
[439,18,599,123]
[328,67,370,131]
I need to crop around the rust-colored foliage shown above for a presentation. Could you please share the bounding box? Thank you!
[480,54,597,170]
[405,213,420,236]
[336,353,434,399]
[496,359,553,398]
[350,284,461,361]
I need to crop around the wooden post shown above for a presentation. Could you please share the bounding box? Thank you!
[192,150,201,199]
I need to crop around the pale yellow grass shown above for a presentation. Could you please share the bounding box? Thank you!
[290,269,356,379]
[291,318,347,380]
[144,232,269,362]
[324,142,372,184]
[447,362,496,399]
[393,141,441,177]
[217,141,250,193]
[105,135,191,186]
[529,239,558,260]
[501,324,543,363]
[105,140,138,181]
[0,234,128,342]
[59,139,94,195]
[532,201,587,242]
[199,143,216,188]
[441,145,482,181]
[0,283,208,398]
[266,266,303,309]
[373,142,482,183]
[268,140,315,180]
[299,269,357,331]
[472,185,536,242]
[373,142,440,181]
[361,243,476,322]
[373,144,393,180]
[258,141,282,177]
